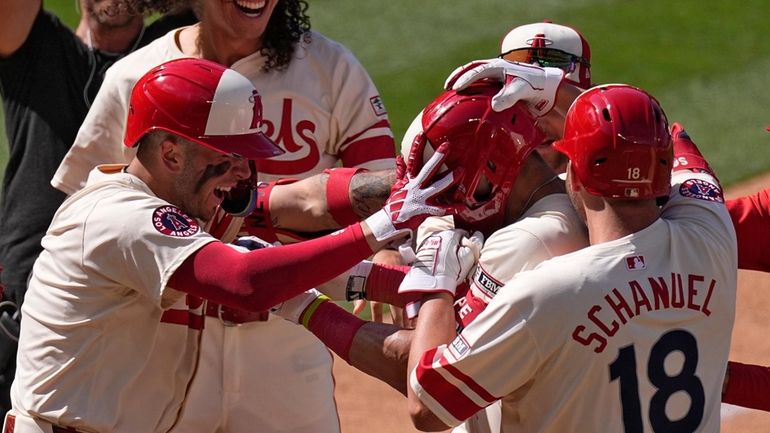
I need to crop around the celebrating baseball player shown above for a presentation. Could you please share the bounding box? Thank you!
[3,58,456,433]
[49,1,397,432]
[272,83,737,433]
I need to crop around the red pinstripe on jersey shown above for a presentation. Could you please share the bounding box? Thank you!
[414,346,498,423]
[339,119,395,167]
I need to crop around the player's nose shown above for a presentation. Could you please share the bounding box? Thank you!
[231,157,252,180]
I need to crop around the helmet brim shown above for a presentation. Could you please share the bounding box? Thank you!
[194,132,284,160]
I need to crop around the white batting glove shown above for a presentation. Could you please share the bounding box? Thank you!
[398,229,484,297]
[271,289,329,325]
[364,147,458,245]
[445,58,565,115]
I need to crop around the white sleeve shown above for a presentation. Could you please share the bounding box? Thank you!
[326,45,395,168]
[409,288,541,426]
[83,195,215,303]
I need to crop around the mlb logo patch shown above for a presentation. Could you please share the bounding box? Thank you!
[153,206,200,237]
[449,334,471,358]
[626,256,646,271]
[370,95,387,116]
[679,178,724,203]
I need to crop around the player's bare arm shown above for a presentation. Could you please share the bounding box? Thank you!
[268,168,394,233]
[0,0,39,57]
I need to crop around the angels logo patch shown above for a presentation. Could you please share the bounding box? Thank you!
[153,206,200,237]
[679,178,724,203]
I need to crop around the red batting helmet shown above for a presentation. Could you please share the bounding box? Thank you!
[125,58,283,160]
[500,21,592,88]
[402,81,546,235]
[553,84,673,199]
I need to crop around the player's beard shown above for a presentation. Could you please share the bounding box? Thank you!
[174,159,232,223]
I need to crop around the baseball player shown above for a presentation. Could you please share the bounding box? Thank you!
[49,1,396,432]
[497,21,591,174]
[0,0,196,414]
[451,53,770,416]
[3,58,454,433]
[281,84,737,433]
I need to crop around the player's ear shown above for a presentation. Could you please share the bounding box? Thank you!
[158,135,185,173]
[566,162,581,192]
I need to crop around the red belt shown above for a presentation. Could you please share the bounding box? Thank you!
[205,302,269,325]
[3,414,80,433]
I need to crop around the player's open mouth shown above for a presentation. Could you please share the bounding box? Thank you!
[234,0,266,17]
[214,186,232,200]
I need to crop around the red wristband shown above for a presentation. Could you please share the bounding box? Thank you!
[305,300,366,364]
[722,360,770,411]
[325,167,366,226]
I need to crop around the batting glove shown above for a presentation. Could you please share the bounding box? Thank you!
[272,289,329,325]
[398,229,484,297]
[363,145,460,245]
[671,122,716,177]
[445,58,565,115]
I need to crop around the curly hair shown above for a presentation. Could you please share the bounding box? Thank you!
[261,0,312,72]
[104,0,310,71]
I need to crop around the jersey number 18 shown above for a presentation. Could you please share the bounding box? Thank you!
[609,329,705,433]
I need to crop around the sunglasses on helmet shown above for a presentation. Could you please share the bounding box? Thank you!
[499,48,590,73]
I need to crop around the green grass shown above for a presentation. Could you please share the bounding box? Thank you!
[2,0,770,185]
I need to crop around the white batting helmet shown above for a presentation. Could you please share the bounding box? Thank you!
[500,21,591,88]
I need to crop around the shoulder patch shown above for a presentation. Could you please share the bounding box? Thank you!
[153,206,200,237]
[679,178,724,203]
[370,95,387,116]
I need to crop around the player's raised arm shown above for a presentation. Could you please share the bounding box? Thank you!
[0,0,39,57]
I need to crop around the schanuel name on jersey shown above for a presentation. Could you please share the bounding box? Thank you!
[472,266,503,298]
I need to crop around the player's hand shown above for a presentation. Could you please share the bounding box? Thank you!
[445,58,565,115]
[272,289,328,325]
[398,229,484,297]
[363,145,460,245]
[671,122,716,177]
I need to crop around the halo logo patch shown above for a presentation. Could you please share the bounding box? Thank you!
[153,206,200,237]
[679,178,724,203]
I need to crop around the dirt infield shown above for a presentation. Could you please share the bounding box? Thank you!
[333,174,770,433]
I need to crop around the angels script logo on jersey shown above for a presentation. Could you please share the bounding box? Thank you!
[257,98,320,175]
[153,206,200,237]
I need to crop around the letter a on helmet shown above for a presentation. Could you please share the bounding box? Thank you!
[125,58,283,160]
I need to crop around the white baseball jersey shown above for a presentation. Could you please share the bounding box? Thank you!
[48,25,395,433]
[52,25,395,195]
[11,166,215,433]
[411,170,737,433]
[455,193,588,326]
